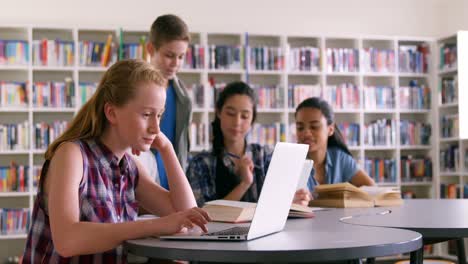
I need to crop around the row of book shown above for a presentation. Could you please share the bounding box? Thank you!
[0,208,30,235]
[439,43,457,70]
[400,121,431,146]
[326,48,359,73]
[208,45,243,70]
[78,36,117,67]
[0,40,29,65]
[400,156,432,180]
[32,39,74,67]
[440,144,459,172]
[32,79,75,108]
[120,35,148,61]
[186,84,204,108]
[338,123,359,146]
[440,183,468,199]
[0,163,28,192]
[287,83,360,110]
[364,119,396,146]
[0,82,28,107]
[252,84,283,109]
[288,46,320,72]
[363,86,395,109]
[440,76,457,105]
[0,122,29,150]
[399,81,431,110]
[363,158,397,183]
[79,82,98,106]
[190,122,206,149]
[0,38,432,74]
[440,115,459,138]
[247,123,286,147]
[246,46,284,71]
[183,44,205,69]
[33,121,69,150]
[398,44,430,74]
[361,48,395,73]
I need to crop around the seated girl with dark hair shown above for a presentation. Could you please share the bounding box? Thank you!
[186,81,310,207]
[294,97,375,192]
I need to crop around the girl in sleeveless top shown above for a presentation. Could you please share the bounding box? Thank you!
[23,59,210,263]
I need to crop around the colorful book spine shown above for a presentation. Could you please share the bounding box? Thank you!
[0,81,28,108]
[208,45,243,70]
[364,158,397,183]
[400,156,432,182]
[186,84,204,108]
[399,80,431,109]
[326,48,359,73]
[0,40,29,65]
[33,78,75,108]
[289,46,320,72]
[251,84,283,109]
[439,76,457,105]
[190,122,206,149]
[440,114,459,138]
[79,82,98,106]
[0,208,30,235]
[247,123,285,147]
[362,48,395,73]
[399,120,431,145]
[0,121,29,150]
[33,120,69,150]
[247,46,284,71]
[439,43,457,70]
[363,86,394,109]
[0,162,28,192]
[337,123,359,146]
[364,119,396,146]
[398,44,430,74]
[324,83,360,110]
[440,183,460,199]
[440,144,459,172]
[183,44,205,69]
[287,84,322,108]
[79,38,117,67]
[32,39,74,66]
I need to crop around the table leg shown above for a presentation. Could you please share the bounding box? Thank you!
[457,238,467,264]
[409,247,423,264]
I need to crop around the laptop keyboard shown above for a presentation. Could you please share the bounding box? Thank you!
[202,226,249,236]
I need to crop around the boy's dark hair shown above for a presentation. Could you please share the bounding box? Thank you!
[150,14,190,49]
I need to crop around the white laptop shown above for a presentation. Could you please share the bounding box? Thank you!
[159,142,309,241]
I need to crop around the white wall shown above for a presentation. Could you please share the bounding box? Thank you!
[438,0,468,37]
[0,0,453,37]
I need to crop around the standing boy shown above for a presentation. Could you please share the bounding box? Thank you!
[138,14,192,189]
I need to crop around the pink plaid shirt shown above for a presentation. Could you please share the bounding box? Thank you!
[23,139,139,263]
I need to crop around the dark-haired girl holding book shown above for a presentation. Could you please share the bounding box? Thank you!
[186,81,310,207]
[294,97,375,192]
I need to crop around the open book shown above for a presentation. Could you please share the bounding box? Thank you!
[308,182,403,208]
[203,200,316,223]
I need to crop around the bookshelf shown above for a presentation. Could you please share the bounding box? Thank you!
[0,25,438,260]
[435,31,468,260]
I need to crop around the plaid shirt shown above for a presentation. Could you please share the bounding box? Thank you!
[23,139,139,264]
[186,143,273,207]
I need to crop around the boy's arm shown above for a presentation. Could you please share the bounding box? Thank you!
[137,132,197,214]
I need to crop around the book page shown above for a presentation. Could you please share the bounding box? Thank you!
[204,200,257,208]
[359,186,400,198]
[297,159,313,190]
